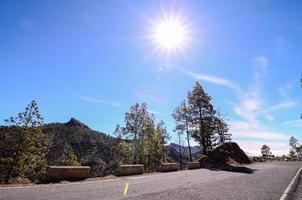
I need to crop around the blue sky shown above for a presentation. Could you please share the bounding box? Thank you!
[1,0,301,155]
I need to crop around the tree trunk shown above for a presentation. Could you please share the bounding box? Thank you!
[217,120,224,145]
[134,131,137,164]
[178,133,183,170]
[147,153,150,172]
[186,119,192,162]
[199,106,207,155]
[5,132,23,184]
[162,144,166,163]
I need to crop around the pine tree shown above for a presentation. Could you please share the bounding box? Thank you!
[141,115,154,171]
[156,121,170,163]
[187,82,216,155]
[123,103,150,164]
[214,109,231,146]
[201,116,216,152]
[118,103,169,172]
[172,100,193,161]
[261,144,272,158]
[289,136,299,158]
[1,100,48,183]
[289,137,299,151]
[143,117,160,172]
[63,145,80,166]
[176,130,183,170]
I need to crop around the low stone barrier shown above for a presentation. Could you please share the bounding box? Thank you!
[117,164,144,176]
[187,162,200,170]
[46,166,90,182]
[253,157,265,162]
[159,163,179,172]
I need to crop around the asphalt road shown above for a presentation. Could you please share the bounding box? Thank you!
[1,161,301,200]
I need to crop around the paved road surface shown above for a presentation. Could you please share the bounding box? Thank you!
[1,161,301,200]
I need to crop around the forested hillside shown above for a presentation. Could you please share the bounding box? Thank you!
[0,118,121,183]
[43,118,121,177]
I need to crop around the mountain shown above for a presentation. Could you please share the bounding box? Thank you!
[165,143,202,167]
[43,118,120,177]
[168,143,201,155]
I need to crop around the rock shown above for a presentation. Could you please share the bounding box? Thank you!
[209,142,251,164]
[199,142,251,170]
[66,118,89,129]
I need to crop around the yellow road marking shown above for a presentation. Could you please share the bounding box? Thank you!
[123,182,129,196]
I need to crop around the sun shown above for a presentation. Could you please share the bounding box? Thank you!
[153,17,188,51]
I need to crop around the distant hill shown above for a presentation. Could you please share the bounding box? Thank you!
[168,143,201,155]
[42,118,121,177]
[165,143,202,167]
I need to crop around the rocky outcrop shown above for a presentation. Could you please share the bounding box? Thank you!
[199,142,252,173]
[208,142,251,164]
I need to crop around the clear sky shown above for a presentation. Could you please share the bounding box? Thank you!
[1,0,301,155]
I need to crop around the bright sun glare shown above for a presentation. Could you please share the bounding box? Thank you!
[153,18,188,51]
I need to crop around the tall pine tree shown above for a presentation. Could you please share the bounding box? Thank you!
[156,121,170,163]
[1,100,48,183]
[214,109,231,146]
[187,82,216,155]
[172,100,193,161]
[116,103,169,172]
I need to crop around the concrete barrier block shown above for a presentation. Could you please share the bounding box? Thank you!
[117,164,144,176]
[160,163,179,172]
[187,162,200,170]
[46,166,90,182]
[253,157,265,162]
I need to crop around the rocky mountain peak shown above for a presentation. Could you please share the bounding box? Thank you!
[66,118,89,129]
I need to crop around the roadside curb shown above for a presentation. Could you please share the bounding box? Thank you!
[279,166,302,200]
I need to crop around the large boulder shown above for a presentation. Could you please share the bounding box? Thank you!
[199,142,251,170]
[209,142,251,164]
